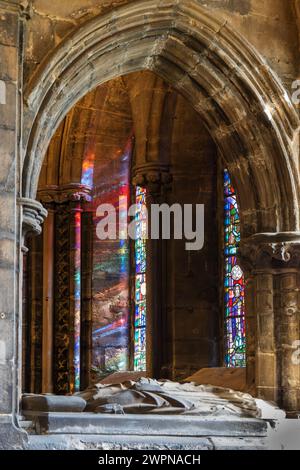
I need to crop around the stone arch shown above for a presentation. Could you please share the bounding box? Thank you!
[18,0,300,414]
[22,0,300,237]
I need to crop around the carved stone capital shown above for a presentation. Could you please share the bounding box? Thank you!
[239,232,300,272]
[38,184,92,204]
[18,197,48,237]
[132,164,172,195]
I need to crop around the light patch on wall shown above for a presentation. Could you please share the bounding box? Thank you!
[0,340,6,365]
[264,104,274,121]
[0,80,6,105]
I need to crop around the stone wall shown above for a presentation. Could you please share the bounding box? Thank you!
[167,94,220,379]
[0,0,24,449]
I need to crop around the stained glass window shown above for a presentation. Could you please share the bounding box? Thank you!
[224,169,246,367]
[91,136,132,376]
[134,186,147,371]
[74,209,81,392]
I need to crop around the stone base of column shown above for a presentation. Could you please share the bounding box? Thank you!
[0,416,28,450]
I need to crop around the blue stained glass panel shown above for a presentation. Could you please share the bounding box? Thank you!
[134,186,147,371]
[224,170,246,368]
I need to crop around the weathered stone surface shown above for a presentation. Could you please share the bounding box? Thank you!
[185,367,247,392]
[0,268,15,314]
[22,394,86,412]
[0,83,16,129]
[24,419,300,450]
[0,129,15,187]
[0,45,17,82]
[22,0,300,93]
[0,421,27,450]
[27,433,216,450]
[25,411,268,438]
[0,11,18,46]
[0,237,15,268]
[0,193,15,234]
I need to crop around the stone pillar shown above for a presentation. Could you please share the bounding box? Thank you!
[16,198,47,446]
[133,164,172,378]
[5,0,50,447]
[20,199,48,392]
[240,233,300,414]
[27,185,92,395]
[243,270,256,393]
[275,268,300,413]
[0,3,21,444]
[38,185,91,394]
[49,189,85,394]
[41,204,55,393]
[255,270,277,402]
[26,232,43,394]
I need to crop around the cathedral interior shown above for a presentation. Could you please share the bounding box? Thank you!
[0,0,300,451]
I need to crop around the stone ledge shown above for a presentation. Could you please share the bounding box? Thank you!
[23,411,268,438]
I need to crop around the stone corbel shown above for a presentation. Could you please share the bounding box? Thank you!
[239,232,300,272]
[18,197,48,238]
[132,164,172,196]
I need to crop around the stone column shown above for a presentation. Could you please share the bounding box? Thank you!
[243,268,256,393]
[240,233,300,413]
[20,199,48,393]
[255,270,277,401]
[41,204,55,393]
[133,164,172,378]
[275,267,300,413]
[45,186,90,394]
[0,2,21,445]
[26,231,43,394]
[16,199,47,445]
[0,1,45,449]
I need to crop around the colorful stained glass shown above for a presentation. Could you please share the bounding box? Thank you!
[134,186,147,371]
[74,209,81,392]
[224,169,246,368]
[135,238,146,274]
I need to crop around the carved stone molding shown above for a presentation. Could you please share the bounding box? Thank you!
[38,184,92,204]
[18,197,48,237]
[0,0,25,14]
[239,232,300,272]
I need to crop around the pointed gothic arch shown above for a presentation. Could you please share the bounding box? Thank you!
[22,0,300,236]
[19,0,300,412]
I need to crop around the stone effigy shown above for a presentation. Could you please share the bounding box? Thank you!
[23,377,262,418]
[74,377,260,418]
